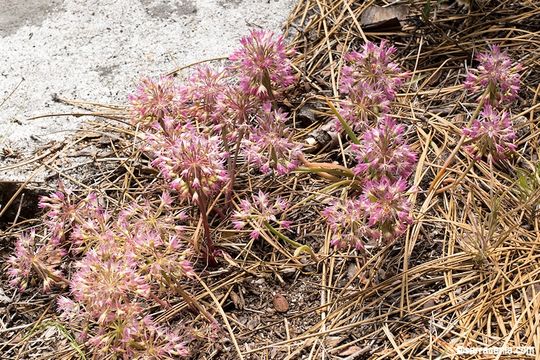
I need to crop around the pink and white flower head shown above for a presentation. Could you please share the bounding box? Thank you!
[229,29,296,99]
[232,190,291,240]
[322,198,367,250]
[7,229,66,292]
[213,85,261,139]
[464,45,522,105]
[462,104,516,161]
[183,66,229,124]
[38,182,79,244]
[129,76,179,128]
[146,122,229,203]
[336,84,390,132]
[352,116,417,181]
[70,244,151,322]
[340,40,407,104]
[360,177,413,243]
[116,314,189,358]
[243,105,303,175]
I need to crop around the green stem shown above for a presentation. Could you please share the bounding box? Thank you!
[264,222,318,261]
[326,98,360,145]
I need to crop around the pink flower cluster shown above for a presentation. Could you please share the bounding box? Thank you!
[464,45,521,106]
[58,298,189,358]
[182,66,229,124]
[463,45,521,161]
[338,41,408,130]
[129,76,179,128]
[232,190,291,240]
[38,184,78,243]
[463,104,516,160]
[324,41,416,249]
[63,194,194,357]
[322,198,367,250]
[145,121,229,204]
[7,229,66,292]
[130,30,301,179]
[323,178,413,248]
[352,116,417,181]
[229,29,296,99]
[361,178,413,241]
[242,105,303,175]
[8,185,194,357]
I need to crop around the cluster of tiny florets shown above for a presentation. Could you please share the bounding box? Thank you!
[232,190,291,240]
[38,186,78,243]
[322,199,367,250]
[129,76,179,128]
[462,104,516,160]
[62,194,193,357]
[360,177,413,241]
[352,116,417,181]
[129,30,301,182]
[146,121,229,204]
[9,184,194,357]
[341,41,405,100]
[243,106,303,175]
[463,45,521,161]
[464,45,521,106]
[324,41,416,249]
[183,66,228,124]
[322,177,413,249]
[338,41,408,130]
[213,85,261,138]
[229,29,296,99]
[7,229,66,292]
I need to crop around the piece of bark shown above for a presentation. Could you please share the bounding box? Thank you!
[360,4,409,31]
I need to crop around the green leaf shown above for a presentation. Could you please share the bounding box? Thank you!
[422,0,432,22]
[325,99,360,145]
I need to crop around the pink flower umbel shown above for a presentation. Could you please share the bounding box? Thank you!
[337,84,389,132]
[214,85,261,138]
[129,76,179,128]
[7,229,66,292]
[360,177,413,243]
[352,116,417,181]
[38,183,79,244]
[146,122,229,204]
[243,106,303,175]
[183,66,229,124]
[120,200,195,286]
[60,299,189,358]
[229,29,296,99]
[70,242,150,323]
[462,104,516,161]
[322,198,368,250]
[464,45,521,105]
[340,41,407,103]
[232,190,291,240]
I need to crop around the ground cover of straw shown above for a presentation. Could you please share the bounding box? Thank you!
[1,0,540,359]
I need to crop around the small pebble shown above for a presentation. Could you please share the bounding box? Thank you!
[273,294,289,313]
